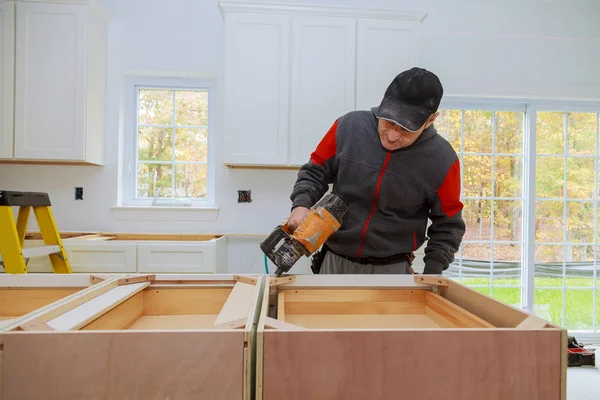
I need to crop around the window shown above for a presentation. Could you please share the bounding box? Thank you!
[121,77,215,207]
[437,99,600,334]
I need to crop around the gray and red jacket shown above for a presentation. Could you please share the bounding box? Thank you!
[290,107,466,274]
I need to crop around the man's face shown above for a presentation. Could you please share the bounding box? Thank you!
[377,113,439,151]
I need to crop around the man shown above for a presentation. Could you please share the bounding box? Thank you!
[287,67,466,275]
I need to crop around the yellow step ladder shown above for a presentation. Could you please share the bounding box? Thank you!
[0,190,71,274]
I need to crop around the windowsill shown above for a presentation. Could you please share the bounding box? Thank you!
[110,205,219,222]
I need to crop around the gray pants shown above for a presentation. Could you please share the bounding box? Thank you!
[320,251,410,274]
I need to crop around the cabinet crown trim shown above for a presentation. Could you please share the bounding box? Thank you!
[13,0,109,20]
[218,1,427,21]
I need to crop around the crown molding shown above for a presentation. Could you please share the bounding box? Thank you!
[13,0,110,21]
[217,1,427,22]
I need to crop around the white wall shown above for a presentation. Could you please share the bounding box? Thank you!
[1,0,599,274]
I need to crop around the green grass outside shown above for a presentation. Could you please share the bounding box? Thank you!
[457,277,600,331]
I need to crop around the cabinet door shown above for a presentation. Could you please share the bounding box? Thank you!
[0,1,14,159]
[356,19,419,110]
[288,16,356,166]
[137,243,216,273]
[14,1,86,160]
[222,13,290,165]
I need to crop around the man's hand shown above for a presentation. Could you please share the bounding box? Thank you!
[287,206,309,232]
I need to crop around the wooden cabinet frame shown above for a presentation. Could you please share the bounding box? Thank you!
[0,273,264,400]
[256,275,567,400]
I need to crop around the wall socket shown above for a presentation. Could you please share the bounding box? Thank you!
[237,190,252,203]
[75,187,84,200]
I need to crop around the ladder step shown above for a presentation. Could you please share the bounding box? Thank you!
[0,245,61,263]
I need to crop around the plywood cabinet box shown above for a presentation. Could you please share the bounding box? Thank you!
[0,273,114,330]
[23,233,227,274]
[0,273,264,400]
[256,275,567,400]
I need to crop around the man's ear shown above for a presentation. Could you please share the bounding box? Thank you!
[424,112,440,128]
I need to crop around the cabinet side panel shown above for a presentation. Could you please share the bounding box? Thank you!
[2,331,244,400]
[262,330,562,400]
[0,1,15,159]
[84,9,107,165]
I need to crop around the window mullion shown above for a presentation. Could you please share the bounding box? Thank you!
[171,90,176,199]
[523,104,537,313]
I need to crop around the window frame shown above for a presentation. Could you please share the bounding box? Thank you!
[121,76,217,208]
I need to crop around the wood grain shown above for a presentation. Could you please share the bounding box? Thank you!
[143,287,231,315]
[2,330,244,400]
[0,288,80,316]
[262,330,563,400]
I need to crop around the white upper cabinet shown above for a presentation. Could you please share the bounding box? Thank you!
[0,1,15,159]
[288,16,356,166]
[218,1,426,167]
[222,12,290,165]
[1,0,108,164]
[356,18,421,110]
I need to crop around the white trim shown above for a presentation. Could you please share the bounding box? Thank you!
[14,0,110,21]
[120,75,217,209]
[217,0,427,21]
[110,206,219,222]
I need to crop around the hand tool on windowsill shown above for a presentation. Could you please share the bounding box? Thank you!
[567,335,596,367]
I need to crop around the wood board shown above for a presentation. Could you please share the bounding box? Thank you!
[0,273,264,400]
[256,274,567,400]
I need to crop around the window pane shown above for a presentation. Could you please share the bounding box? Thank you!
[175,164,207,199]
[462,243,491,261]
[175,128,208,162]
[492,287,521,307]
[535,244,563,263]
[463,110,492,153]
[566,202,594,243]
[495,156,522,197]
[463,155,492,197]
[137,164,173,198]
[138,127,172,161]
[175,90,208,126]
[495,111,524,154]
[436,110,461,151]
[535,201,564,242]
[567,158,595,199]
[536,157,564,198]
[494,243,521,262]
[565,290,593,330]
[463,199,491,241]
[138,89,173,125]
[537,112,565,155]
[567,112,597,156]
[494,201,522,241]
[534,289,562,325]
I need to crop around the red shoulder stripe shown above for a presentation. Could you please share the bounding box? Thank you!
[310,119,338,165]
[437,159,463,218]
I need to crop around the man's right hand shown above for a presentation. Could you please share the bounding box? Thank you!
[287,206,310,232]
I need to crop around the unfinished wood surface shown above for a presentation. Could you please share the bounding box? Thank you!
[287,314,443,329]
[0,288,80,316]
[129,315,218,330]
[81,292,144,330]
[414,275,449,286]
[213,282,256,325]
[94,233,222,241]
[283,274,432,289]
[424,291,494,328]
[281,289,425,315]
[2,330,244,400]
[47,282,149,331]
[439,280,528,327]
[262,329,563,400]
[143,287,231,315]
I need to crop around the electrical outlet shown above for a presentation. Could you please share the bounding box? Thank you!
[75,187,84,200]
[237,190,252,203]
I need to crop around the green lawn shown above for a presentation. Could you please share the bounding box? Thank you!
[457,277,600,331]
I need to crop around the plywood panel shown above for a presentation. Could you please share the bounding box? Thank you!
[81,292,144,330]
[286,314,442,329]
[262,330,562,400]
[2,330,245,400]
[129,315,218,330]
[143,287,231,315]
[0,288,80,316]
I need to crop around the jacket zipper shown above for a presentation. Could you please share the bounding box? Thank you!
[357,151,392,257]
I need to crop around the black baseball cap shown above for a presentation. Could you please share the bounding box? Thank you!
[375,67,443,132]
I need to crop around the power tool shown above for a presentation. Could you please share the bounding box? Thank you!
[260,193,348,276]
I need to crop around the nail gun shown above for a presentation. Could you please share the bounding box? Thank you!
[260,193,348,276]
